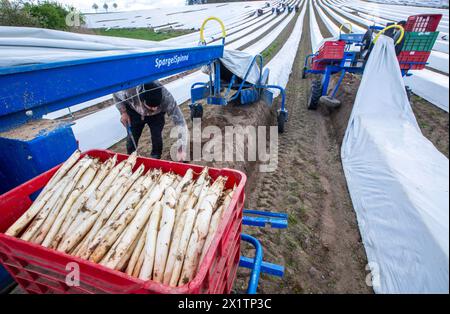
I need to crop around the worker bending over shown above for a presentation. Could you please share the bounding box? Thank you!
[114,81,187,161]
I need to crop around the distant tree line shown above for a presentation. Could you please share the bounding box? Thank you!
[0,0,84,30]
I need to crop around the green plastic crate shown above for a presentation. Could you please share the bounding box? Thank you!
[402,32,439,52]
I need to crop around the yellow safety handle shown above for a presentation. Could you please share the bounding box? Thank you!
[373,24,405,45]
[339,23,353,33]
[200,17,226,43]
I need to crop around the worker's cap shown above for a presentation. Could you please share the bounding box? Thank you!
[139,82,163,107]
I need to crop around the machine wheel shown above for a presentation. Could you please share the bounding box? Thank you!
[278,111,287,134]
[320,96,341,109]
[190,103,203,120]
[307,80,322,110]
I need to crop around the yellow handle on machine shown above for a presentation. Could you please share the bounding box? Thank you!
[373,24,405,45]
[339,23,353,33]
[200,17,226,44]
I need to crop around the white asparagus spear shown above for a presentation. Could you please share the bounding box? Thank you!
[138,202,163,280]
[152,187,178,283]
[126,223,149,276]
[5,150,81,237]
[174,182,195,224]
[198,188,235,267]
[169,209,196,287]
[132,239,147,278]
[51,157,115,249]
[115,227,143,272]
[73,165,145,257]
[184,167,210,211]
[32,158,94,244]
[163,209,188,285]
[20,176,71,242]
[42,161,100,247]
[179,176,227,285]
[87,174,154,262]
[57,165,140,254]
[101,173,176,269]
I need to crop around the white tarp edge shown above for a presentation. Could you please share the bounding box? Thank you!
[220,49,261,85]
[0,26,191,67]
[342,35,449,293]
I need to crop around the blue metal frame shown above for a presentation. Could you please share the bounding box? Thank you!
[189,54,287,120]
[239,209,288,294]
[302,24,429,100]
[0,44,224,132]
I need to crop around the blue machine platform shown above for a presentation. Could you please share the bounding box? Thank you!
[0,43,224,195]
[0,45,224,132]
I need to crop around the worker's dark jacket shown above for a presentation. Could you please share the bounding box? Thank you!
[113,81,188,152]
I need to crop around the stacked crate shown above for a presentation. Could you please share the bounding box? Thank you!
[397,14,442,70]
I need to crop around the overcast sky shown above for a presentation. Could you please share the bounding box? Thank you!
[56,0,186,13]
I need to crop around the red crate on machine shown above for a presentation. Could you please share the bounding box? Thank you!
[311,56,327,71]
[397,51,431,70]
[0,150,246,294]
[404,14,442,32]
[317,40,346,61]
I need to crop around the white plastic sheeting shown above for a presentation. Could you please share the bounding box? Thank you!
[220,50,261,85]
[266,1,307,95]
[342,35,449,294]
[0,27,191,67]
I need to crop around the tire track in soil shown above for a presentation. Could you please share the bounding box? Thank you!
[234,5,372,294]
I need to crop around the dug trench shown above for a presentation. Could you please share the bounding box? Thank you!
[110,5,373,294]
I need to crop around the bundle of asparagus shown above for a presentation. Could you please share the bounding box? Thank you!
[5,150,236,287]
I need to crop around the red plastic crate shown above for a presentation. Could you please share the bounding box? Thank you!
[405,14,442,32]
[0,150,247,294]
[311,57,327,71]
[317,40,345,61]
[397,51,431,70]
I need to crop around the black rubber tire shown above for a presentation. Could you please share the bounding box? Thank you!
[362,29,374,51]
[278,111,287,134]
[190,103,203,120]
[308,80,322,110]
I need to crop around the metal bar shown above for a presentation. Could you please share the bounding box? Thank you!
[239,256,284,277]
[331,70,346,98]
[240,234,263,294]
[242,216,288,229]
[229,54,263,101]
[243,209,288,219]
[263,85,286,112]
[321,67,332,96]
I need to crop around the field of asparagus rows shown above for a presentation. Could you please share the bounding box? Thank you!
[5,151,235,287]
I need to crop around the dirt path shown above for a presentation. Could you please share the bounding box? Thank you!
[235,7,371,294]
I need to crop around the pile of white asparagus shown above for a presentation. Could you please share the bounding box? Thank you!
[5,150,236,287]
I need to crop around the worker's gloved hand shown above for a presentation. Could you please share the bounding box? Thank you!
[120,112,131,127]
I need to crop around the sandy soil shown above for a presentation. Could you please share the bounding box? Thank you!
[234,9,371,294]
[0,119,61,141]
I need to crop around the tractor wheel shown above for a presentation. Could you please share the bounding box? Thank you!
[190,103,203,121]
[320,96,341,109]
[307,79,322,110]
[278,111,287,134]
